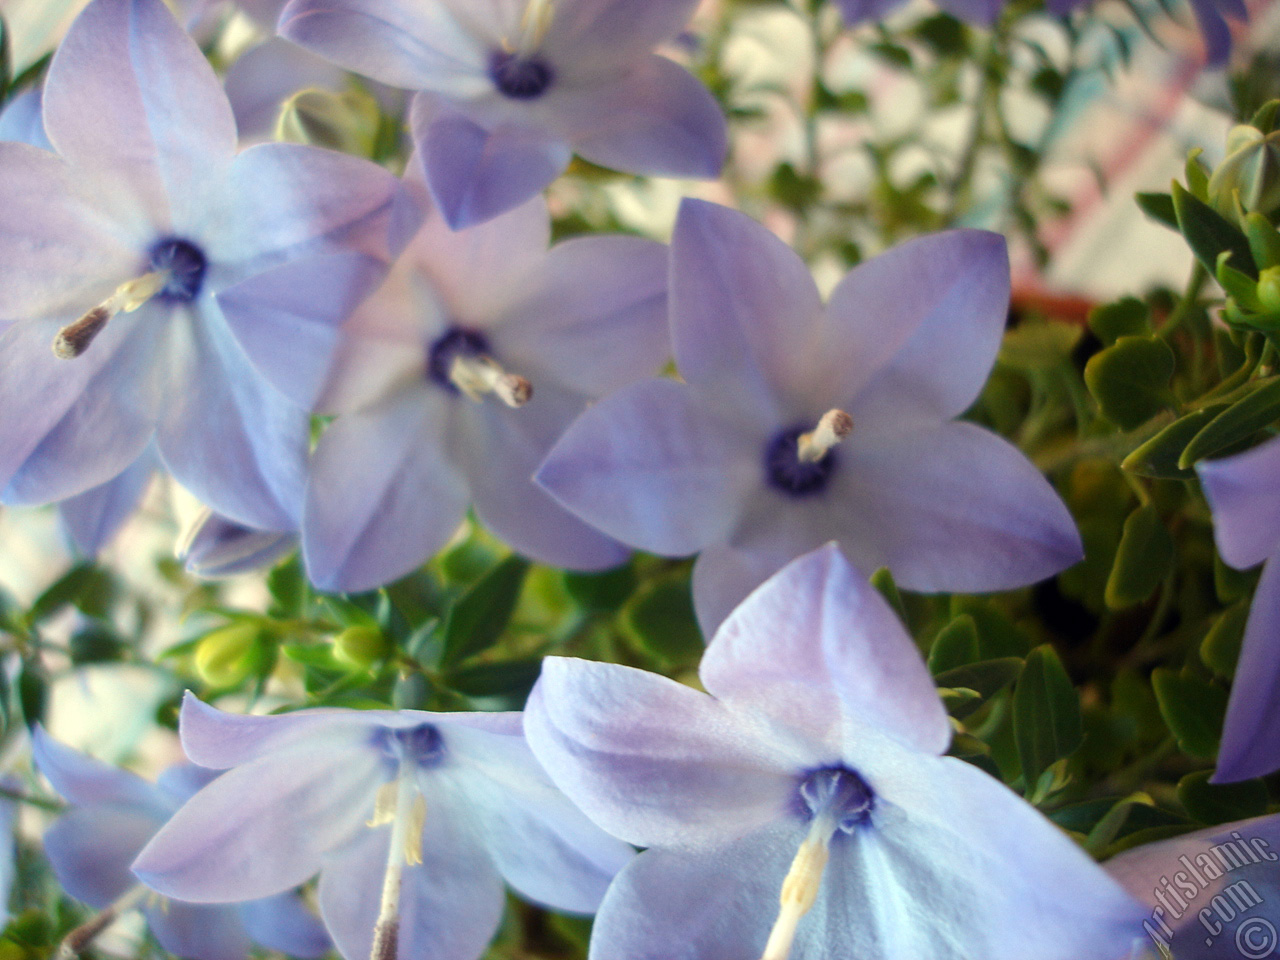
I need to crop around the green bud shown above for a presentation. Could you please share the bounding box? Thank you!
[333,626,390,670]
[1259,266,1280,312]
[194,623,260,688]
[275,87,382,157]
[1208,125,1280,223]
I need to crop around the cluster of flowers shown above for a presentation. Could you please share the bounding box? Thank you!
[4,0,1280,957]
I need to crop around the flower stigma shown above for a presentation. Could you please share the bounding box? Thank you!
[764,410,852,497]
[760,768,875,960]
[797,409,853,464]
[427,327,532,407]
[492,0,555,99]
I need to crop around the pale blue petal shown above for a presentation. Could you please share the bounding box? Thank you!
[59,450,155,556]
[133,736,384,902]
[143,902,252,960]
[154,763,221,807]
[440,722,634,912]
[414,98,572,229]
[237,893,332,959]
[826,421,1082,593]
[701,545,951,756]
[223,39,349,142]
[827,230,1009,431]
[832,0,909,24]
[541,0,701,72]
[524,657,804,849]
[42,0,238,233]
[556,56,725,179]
[1215,552,1280,782]
[933,0,1004,23]
[181,513,297,579]
[32,727,165,813]
[46,806,159,907]
[302,391,469,592]
[535,379,756,556]
[0,87,51,150]
[1197,436,1280,570]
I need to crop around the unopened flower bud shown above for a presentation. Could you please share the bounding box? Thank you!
[1258,267,1280,313]
[333,626,390,670]
[194,622,261,688]
[1208,125,1280,222]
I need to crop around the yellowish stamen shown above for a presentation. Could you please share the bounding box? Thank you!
[796,409,853,464]
[52,271,168,359]
[759,817,840,960]
[517,0,556,55]
[449,354,532,408]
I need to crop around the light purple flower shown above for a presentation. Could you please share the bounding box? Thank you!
[1106,813,1280,959]
[1196,435,1280,782]
[178,507,298,577]
[536,199,1083,636]
[0,86,52,150]
[132,695,635,960]
[57,447,158,557]
[278,0,727,228]
[31,727,331,960]
[300,172,668,592]
[0,0,419,532]
[524,544,1145,960]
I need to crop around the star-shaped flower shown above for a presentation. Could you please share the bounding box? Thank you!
[524,544,1146,960]
[1196,435,1280,782]
[132,695,635,960]
[32,728,331,960]
[278,0,727,228]
[300,173,669,592]
[536,199,1083,635]
[0,0,419,532]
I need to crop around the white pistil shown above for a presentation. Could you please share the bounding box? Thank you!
[57,883,152,959]
[759,813,842,960]
[370,774,427,960]
[796,409,853,464]
[449,354,532,408]
[52,271,168,359]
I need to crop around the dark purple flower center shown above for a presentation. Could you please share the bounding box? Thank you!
[376,723,446,769]
[149,238,207,302]
[489,50,554,99]
[764,424,839,497]
[427,327,491,394]
[799,767,875,833]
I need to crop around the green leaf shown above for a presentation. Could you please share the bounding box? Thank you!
[28,564,114,624]
[1152,668,1228,758]
[1179,377,1280,467]
[1185,149,1211,198]
[17,661,45,727]
[1012,645,1084,790]
[266,555,305,616]
[1172,180,1257,278]
[949,597,1032,658]
[933,657,1022,718]
[1244,211,1280,270]
[1135,191,1178,231]
[1216,251,1263,311]
[68,625,124,665]
[319,595,380,631]
[997,321,1079,372]
[1104,505,1174,609]
[1088,297,1149,345]
[446,659,542,699]
[1177,770,1269,824]
[1084,335,1175,430]
[1201,601,1249,678]
[1122,403,1229,478]
[622,578,703,665]
[928,615,980,674]
[563,565,637,612]
[870,567,907,623]
[1214,552,1258,604]
[441,555,529,666]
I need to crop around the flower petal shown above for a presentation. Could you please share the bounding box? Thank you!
[934,0,1004,24]
[32,726,164,813]
[555,55,725,179]
[701,544,950,757]
[1197,436,1280,570]
[317,800,504,960]
[217,252,389,411]
[828,421,1082,593]
[155,308,308,531]
[279,0,491,94]
[541,0,701,72]
[832,0,908,25]
[143,902,252,960]
[46,806,160,907]
[59,451,155,556]
[180,512,297,579]
[302,391,469,592]
[457,384,629,571]
[536,379,757,556]
[524,657,804,849]
[0,87,51,150]
[494,234,670,396]
[413,98,572,229]
[237,893,332,959]
[177,693,380,769]
[827,230,1010,431]
[132,736,384,902]
[670,198,820,417]
[42,0,237,233]
[441,722,634,912]
[1214,552,1280,782]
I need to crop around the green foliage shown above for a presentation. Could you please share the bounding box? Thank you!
[1152,669,1229,759]
[1012,646,1084,796]
[1084,335,1175,429]
[1104,505,1174,609]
